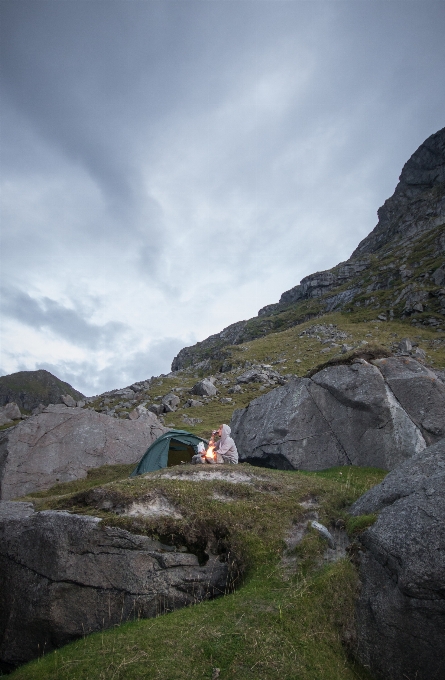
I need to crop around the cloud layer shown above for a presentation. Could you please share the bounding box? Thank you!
[1,1,444,394]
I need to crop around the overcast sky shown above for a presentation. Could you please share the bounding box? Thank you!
[1,0,444,396]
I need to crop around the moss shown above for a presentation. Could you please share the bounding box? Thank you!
[346,514,378,536]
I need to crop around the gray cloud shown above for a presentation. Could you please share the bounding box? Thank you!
[1,286,127,349]
[36,337,187,396]
[1,0,444,392]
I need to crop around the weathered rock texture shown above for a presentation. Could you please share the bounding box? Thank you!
[230,357,445,471]
[0,405,165,500]
[0,369,85,411]
[349,438,445,680]
[171,128,445,371]
[0,503,229,670]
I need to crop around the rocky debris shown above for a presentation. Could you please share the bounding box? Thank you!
[184,399,203,408]
[31,403,46,416]
[181,415,203,426]
[0,369,85,411]
[128,404,150,420]
[230,357,436,471]
[236,366,286,386]
[0,403,22,426]
[162,392,180,412]
[60,394,77,407]
[191,378,217,397]
[349,438,445,680]
[373,357,445,444]
[0,503,229,670]
[220,398,233,404]
[0,405,165,500]
[228,384,243,394]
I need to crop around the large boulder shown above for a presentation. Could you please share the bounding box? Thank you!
[230,357,440,471]
[0,502,229,671]
[191,378,217,397]
[0,405,166,500]
[0,403,22,426]
[349,438,445,680]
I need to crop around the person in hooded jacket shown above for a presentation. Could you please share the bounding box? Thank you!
[213,424,238,464]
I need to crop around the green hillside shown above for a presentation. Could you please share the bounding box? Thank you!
[14,462,386,680]
[86,312,445,441]
[0,369,84,413]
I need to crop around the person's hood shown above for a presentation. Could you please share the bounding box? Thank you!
[220,424,231,443]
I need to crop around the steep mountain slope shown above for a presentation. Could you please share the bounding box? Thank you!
[0,370,85,412]
[172,127,445,372]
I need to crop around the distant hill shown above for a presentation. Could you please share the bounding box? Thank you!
[172,127,445,371]
[0,370,85,412]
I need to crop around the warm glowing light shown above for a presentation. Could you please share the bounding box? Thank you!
[205,444,215,460]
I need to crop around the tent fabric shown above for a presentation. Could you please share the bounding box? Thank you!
[130,430,208,476]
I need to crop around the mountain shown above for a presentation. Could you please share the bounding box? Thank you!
[0,370,85,412]
[171,127,445,372]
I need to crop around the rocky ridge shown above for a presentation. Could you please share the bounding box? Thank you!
[171,128,445,372]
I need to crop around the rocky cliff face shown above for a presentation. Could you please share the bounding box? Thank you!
[0,369,85,411]
[172,128,445,371]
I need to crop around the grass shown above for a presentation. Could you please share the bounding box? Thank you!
[12,464,387,680]
[118,312,445,441]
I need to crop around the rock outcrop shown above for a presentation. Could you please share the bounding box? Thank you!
[230,357,445,471]
[0,405,165,500]
[349,438,445,680]
[171,128,445,371]
[0,502,229,671]
[0,369,85,411]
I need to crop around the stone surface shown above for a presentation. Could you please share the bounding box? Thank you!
[350,439,445,680]
[0,369,85,411]
[350,437,445,516]
[230,358,433,471]
[184,399,203,408]
[61,394,77,407]
[162,392,180,411]
[191,378,217,397]
[0,403,21,426]
[0,504,229,670]
[373,357,445,444]
[0,405,165,500]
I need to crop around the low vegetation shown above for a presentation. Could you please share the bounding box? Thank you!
[86,312,445,441]
[14,464,387,680]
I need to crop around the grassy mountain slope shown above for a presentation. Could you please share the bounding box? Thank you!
[0,369,85,413]
[84,313,445,442]
[172,128,445,372]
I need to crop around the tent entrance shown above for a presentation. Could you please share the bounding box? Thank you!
[167,440,196,467]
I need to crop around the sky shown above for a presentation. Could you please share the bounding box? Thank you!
[1,0,444,396]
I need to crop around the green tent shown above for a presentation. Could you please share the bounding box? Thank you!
[130,430,209,476]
